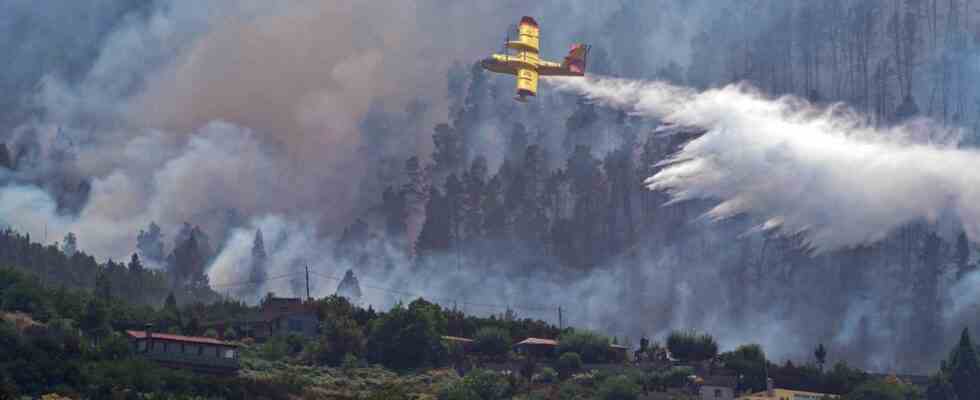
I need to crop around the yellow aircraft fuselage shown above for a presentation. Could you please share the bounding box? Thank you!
[480,17,588,102]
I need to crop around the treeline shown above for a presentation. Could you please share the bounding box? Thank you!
[0,226,222,307]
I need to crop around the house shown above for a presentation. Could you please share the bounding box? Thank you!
[698,375,737,400]
[126,328,240,375]
[513,337,559,358]
[608,344,630,362]
[738,379,838,400]
[205,296,319,341]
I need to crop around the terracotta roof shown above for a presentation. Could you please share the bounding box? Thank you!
[126,330,237,347]
[515,337,558,346]
[441,336,474,343]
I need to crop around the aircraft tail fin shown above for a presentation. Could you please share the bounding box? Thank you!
[562,44,589,75]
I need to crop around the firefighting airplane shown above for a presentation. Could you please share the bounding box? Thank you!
[480,16,590,102]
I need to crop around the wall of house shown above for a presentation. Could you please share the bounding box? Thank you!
[700,385,734,400]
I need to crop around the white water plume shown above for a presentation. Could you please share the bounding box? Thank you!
[548,76,980,252]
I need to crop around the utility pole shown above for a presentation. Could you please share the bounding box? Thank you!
[305,265,311,301]
[558,306,563,331]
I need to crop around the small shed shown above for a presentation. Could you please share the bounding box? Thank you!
[608,344,629,362]
[513,337,558,358]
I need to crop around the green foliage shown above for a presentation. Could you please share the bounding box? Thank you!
[557,382,581,400]
[315,316,366,366]
[536,367,557,383]
[925,372,956,400]
[438,369,511,400]
[816,361,870,395]
[260,334,306,361]
[361,383,412,400]
[367,299,447,370]
[558,330,610,363]
[666,330,718,362]
[596,375,640,400]
[664,366,695,388]
[473,326,511,356]
[556,352,583,379]
[721,344,767,392]
[947,328,980,400]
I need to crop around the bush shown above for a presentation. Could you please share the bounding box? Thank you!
[596,376,640,400]
[557,382,580,400]
[558,330,610,363]
[556,352,583,380]
[536,367,558,383]
[315,316,366,366]
[473,327,511,356]
[367,299,446,370]
[666,330,718,362]
[664,366,695,388]
[438,369,510,400]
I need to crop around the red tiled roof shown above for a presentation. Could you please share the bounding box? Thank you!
[441,336,475,343]
[515,337,558,346]
[125,330,237,347]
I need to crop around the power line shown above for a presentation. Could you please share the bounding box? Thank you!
[209,271,303,289]
[207,268,564,323]
[307,270,555,314]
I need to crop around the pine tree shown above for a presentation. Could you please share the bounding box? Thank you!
[137,222,165,263]
[949,328,980,400]
[956,232,970,268]
[814,343,827,371]
[249,229,267,284]
[415,187,451,262]
[0,143,11,170]
[62,232,77,257]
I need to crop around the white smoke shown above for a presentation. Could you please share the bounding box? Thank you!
[549,76,980,252]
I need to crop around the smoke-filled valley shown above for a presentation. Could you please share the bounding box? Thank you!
[4,0,980,375]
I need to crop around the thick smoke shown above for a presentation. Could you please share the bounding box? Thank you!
[550,76,980,252]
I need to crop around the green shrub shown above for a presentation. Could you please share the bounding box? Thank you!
[597,375,640,400]
[316,316,366,366]
[473,327,511,356]
[557,382,580,399]
[556,352,583,380]
[536,367,558,383]
[664,366,695,388]
[439,384,480,400]
[367,299,446,370]
[666,330,718,362]
[439,369,510,400]
[362,384,412,400]
[558,330,610,363]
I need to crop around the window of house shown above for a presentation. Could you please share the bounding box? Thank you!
[198,345,204,356]
[223,348,235,359]
[137,341,146,352]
